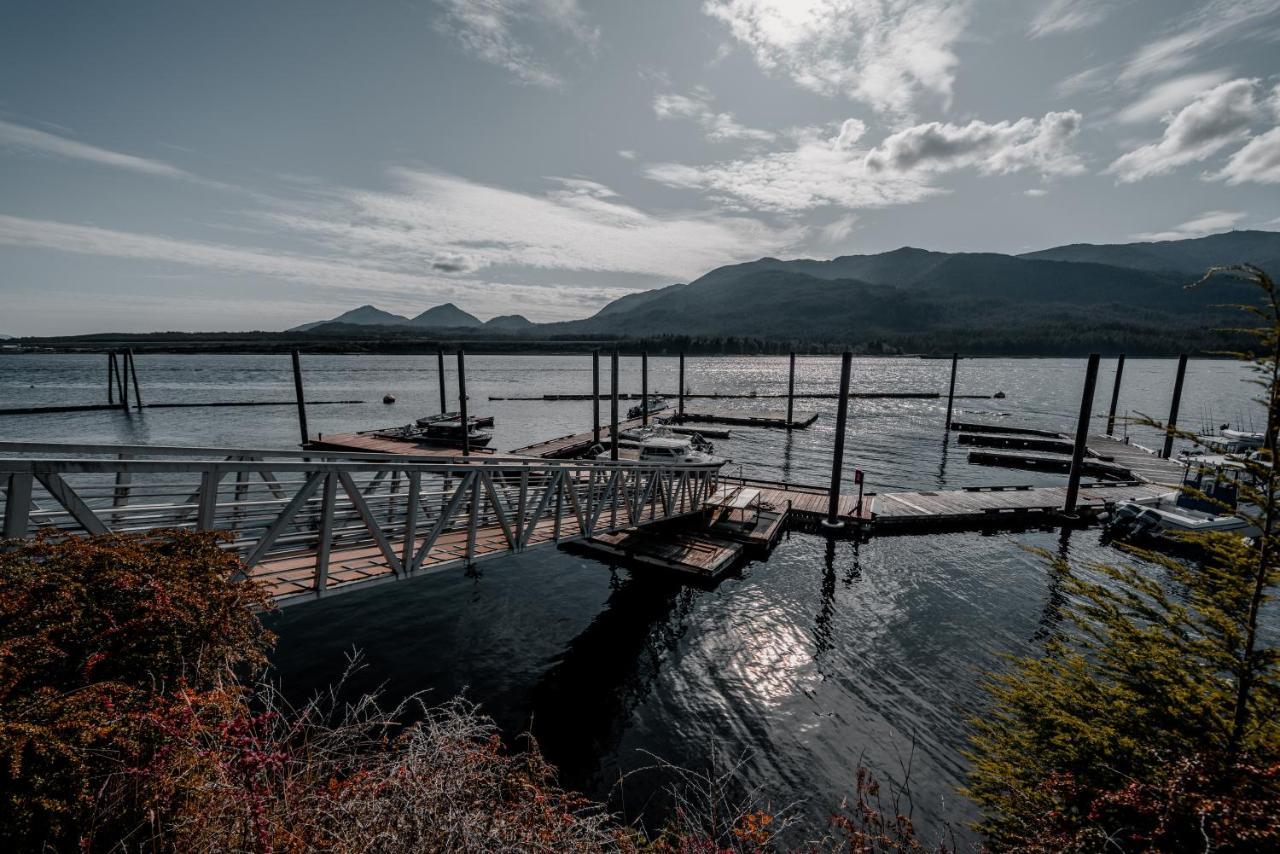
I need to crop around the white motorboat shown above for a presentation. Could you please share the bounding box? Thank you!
[596,435,725,466]
[1107,456,1260,543]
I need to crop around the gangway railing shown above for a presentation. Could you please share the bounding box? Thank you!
[0,442,720,607]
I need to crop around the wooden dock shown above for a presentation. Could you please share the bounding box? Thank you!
[569,528,744,582]
[306,432,500,457]
[871,481,1174,531]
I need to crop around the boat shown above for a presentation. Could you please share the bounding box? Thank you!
[596,434,725,466]
[372,414,493,449]
[383,394,396,404]
[1190,428,1265,455]
[1106,456,1259,544]
[416,411,495,429]
[627,395,668,419]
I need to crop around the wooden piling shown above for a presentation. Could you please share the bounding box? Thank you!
[641,351,649,426]
[107,352,117,405]
[678,352,686,417]
[457,349,470,456]
[592,349,601,445]
[437,349,447,414]
[1162,354,1188,458]
[610,350,619,461]
[127,349,143,411]
[787,352,796,427]
[1105,354,1125,436]
[1064,353,1101,514]
[824,351,853,529]
[290,350,309,444]
[944,353,958,430]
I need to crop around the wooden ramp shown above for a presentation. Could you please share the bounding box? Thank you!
[871,481,1174,531]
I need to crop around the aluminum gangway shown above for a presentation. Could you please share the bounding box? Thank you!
[0,442,721,607]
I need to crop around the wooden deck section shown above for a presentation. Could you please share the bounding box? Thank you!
[572,528,744,581]
[1086,434,1186,485]
[957,432,1077,454]
[507,410,673,459]
[677,407,819,429]
[871,481,1174,530]
[949,421,1064,438]
[967,448,1132,479]
[306,432,500,457]
[715,475,871,526]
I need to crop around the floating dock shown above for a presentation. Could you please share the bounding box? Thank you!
[677,408,819,429]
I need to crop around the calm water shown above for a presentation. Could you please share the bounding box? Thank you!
[0,353,1263,842]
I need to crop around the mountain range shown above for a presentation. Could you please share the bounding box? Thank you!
[290,230,1279,354]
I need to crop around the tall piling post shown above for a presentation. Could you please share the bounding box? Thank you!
[127,349,143,411]
[437,349,448,414]
[107,352,117,405]
[944,353,958,431]
[787,351,796,427]
[592,349,601,445]
[823,351,853,529]
[678,352,686,418]
[457,349,470,456]
[1162,354,1188,458]
[641,351,649,426]
[1064,353,1101,515]
[1105,354,1126,436]
[610,350,620,461]
[290,350,309,445]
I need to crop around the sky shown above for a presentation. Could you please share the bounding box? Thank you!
[1,0,1279,335]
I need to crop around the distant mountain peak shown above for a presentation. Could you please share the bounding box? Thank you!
[410,303,482,328]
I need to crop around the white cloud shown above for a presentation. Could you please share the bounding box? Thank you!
[617,149,638,159]
[1106,78,1258,182]
[1118,0,1280,85]
[1024,187,1049,197]
[645,123,937,212]
[703,0,971,115]
[1114,70,1233,124]
[432,0,599,87]
[864,111,1086,176]
[0,119,227,188]
[646,111,1085,213]
[652,90,775,142]
[1029,0,1126,38]
[1212,126,1280,184]
[819,213,858,241]
[1130,210,1247,241]
[262,168,803,281]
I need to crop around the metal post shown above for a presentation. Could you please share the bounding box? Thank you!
[944,353,958,431]
[457,349,470,456]
[1162,354,1188,459]
[678,352,686,418]
[115,351,129,411]
[1064,353,1101,514]
[824,351,853,528]
[1105,354,1125,436]
[787,351,796,427]
[592,350,600,445]
[290,350,309,445]
[610,350,619,461]
[641,351,649,426]
[127,349,143,411]
[437,349,448,414]
[107,352,116,405]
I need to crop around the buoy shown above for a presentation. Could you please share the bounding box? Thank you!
[383,394,396,404]
[993,391,1006,399]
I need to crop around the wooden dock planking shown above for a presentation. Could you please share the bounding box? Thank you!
[306,432,501,457]
[574,528,744,580]
[957,432,1077,454]
[871,481,1174,530]
[715,475,871,526]
[967,448,1132,479]
[1085,434,1186,485]
[949,421,1064,438]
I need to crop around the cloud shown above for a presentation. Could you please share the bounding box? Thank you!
[432,0,599,87]
[1114,70,1233,124]
[652,90,775,142]
[261,169,803,281]
[703,0,971,115]
[645,123,937,212]
[1029,0,1126,38]
[1212,126,1280,184]
[1130,210,1247,241]
[0,119,228,188]
[864,111,1086,176]
[646,111,1085,213]
[617,149,638,159]
[1024,188,1049,197]
[1106,78,1258,182]
[819,214,858,242]
[1117,0,1280,85]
